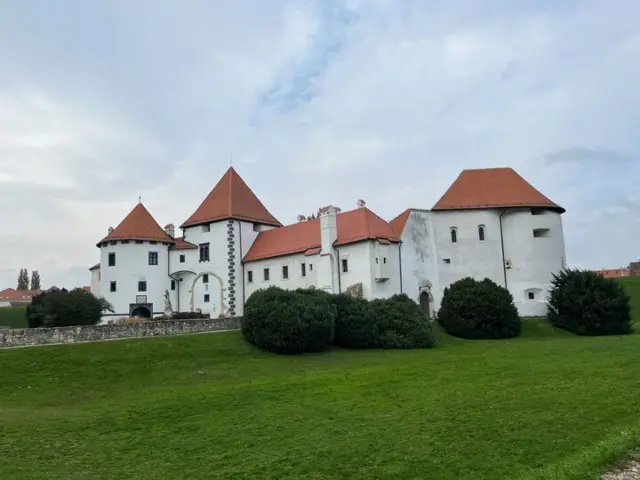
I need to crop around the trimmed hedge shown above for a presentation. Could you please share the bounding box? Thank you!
[242,286,336,354]
[547,269,632,335]
[437,277,522,339]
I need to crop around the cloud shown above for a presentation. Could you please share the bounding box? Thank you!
[0,0,639,289]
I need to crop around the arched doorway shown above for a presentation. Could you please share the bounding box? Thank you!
[419,291,430,318]
[130,306,151,318]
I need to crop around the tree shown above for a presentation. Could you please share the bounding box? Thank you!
[17,268,29,290]
[30,270,42,291]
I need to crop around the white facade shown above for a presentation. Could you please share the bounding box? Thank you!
[91,169,567,320]
[398,207,566,317]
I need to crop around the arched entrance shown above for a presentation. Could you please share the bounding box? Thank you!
[419,291,430,318]
[130,306,151,318]
[189,271,226,317]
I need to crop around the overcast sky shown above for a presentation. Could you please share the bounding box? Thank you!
[1,0,639,289]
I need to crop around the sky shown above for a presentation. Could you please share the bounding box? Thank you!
[1,0,639,289]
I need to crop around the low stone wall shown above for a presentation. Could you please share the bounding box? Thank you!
[0,317,241,348]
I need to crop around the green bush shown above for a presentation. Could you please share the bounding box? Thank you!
[547,269,632,336]
[26,288,113,328]
[242,286,336,354]
[332,294,378,348]
[367,294,436,348]
[437,277,522,339]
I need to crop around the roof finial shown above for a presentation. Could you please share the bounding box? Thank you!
[138,196,142,204]
[229,152,233,168]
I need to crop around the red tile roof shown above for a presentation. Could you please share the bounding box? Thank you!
[244,207,400,262]
[181,167,281,228]
[0,288,42,301]
[389,209,411,236]
[170,237,198,250]
[432,167,565,213]
[97,203,175,246]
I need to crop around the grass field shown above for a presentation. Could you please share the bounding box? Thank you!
[0,306,27,328]
[1,320,639,479]
[620,276,640,321]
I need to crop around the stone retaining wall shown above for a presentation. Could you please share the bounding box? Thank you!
[0,317,241,348]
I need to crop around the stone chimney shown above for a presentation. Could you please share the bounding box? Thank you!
[319,205,338,254]
[164,223,175,238]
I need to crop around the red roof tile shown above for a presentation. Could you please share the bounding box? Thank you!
[432,167,565,213]
[181,167,281,228]
[244,207,400,262]
[0,288,41,301]
[389,209,411,236]
[170,237,198,250]
[97,203,174,246]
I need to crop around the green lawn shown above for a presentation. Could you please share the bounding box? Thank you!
[1,321,639,479]
[620,276,640,322]
[0,306,27,328]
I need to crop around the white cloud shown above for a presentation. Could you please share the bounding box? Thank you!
[0,0,639,288]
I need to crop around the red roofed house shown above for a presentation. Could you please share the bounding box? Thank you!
[91,166,565,320]
[0,288,43,307]
[389,167,566,317]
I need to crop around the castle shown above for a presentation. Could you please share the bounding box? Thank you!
[90,166,566,320]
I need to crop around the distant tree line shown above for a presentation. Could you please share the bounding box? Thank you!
[16,269,42,291]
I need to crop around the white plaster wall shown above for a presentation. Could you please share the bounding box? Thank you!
[244,252,319,300]
[99,241,171,316]
[90,268,100,295]
[502,209,566,316]
[0,301,10,308]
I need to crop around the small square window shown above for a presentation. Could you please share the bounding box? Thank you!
[264,268,270,281]
[282,265,289,279]
[342,259,349,273]
[135,240,143,244]
[202,224,210,232]
[528,292,535,300]
[110,281,116,292]
[179,254,185,263]
[247,270,253,283]
[148,252,158,266]
[443,258,451,264]
[204,294,210,302]
[149,241,157,245]
[138,281,147,292]
[203,274,209,284]
[108,252,116,266]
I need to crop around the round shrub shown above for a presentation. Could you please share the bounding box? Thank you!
[368,295,436,348]
[242,286,336,354]
[26,288,113,328]
[437,277,521,339]
[547,269,632,336]
[332,294,378,348]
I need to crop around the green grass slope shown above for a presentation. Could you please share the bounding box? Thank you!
[619,276,640,324]
[1,320,639,479]
[0,306,27,328]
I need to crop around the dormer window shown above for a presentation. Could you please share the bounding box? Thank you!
[450,227,458,243]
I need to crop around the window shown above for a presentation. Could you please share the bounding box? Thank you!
[135,240,143,244]
[199,242,210,262]
[203,274,209,284]
[443,258,451,264]
[150,241,157,245]
[110,241,117,246]
[528,291,535,300]
[108,252,116,266]
[383,257,387,264]
[375,258,379,264]
[342,259,349,273]
[138,281,147,292]
[450,227,458,243]
[204,294,210,302]
[531,208,545,215]
[122,240,129,244]
[110,281,116,292]
[253,223,260,232]
[478,225,485,241]
[309,264,313,271]
[171,280,176,291]
[533,228,550,238]
[264,268,270,281]
[148,252,158,265]
[179,254,185,263]
[247,270,253,283]
[301,263,306,277]
[282,265,289,279]
[202,224,210,232]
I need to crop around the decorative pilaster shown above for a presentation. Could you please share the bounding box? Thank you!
[226,220,236,316]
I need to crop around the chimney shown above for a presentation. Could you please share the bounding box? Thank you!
[319,205,338,254]
[164,223,175,238]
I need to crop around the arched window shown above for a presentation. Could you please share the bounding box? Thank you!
[450,227,458,243]
[478,225,485,241]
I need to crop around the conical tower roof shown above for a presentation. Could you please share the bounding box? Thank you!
[180,167,281,228]
[97,203,174,246]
